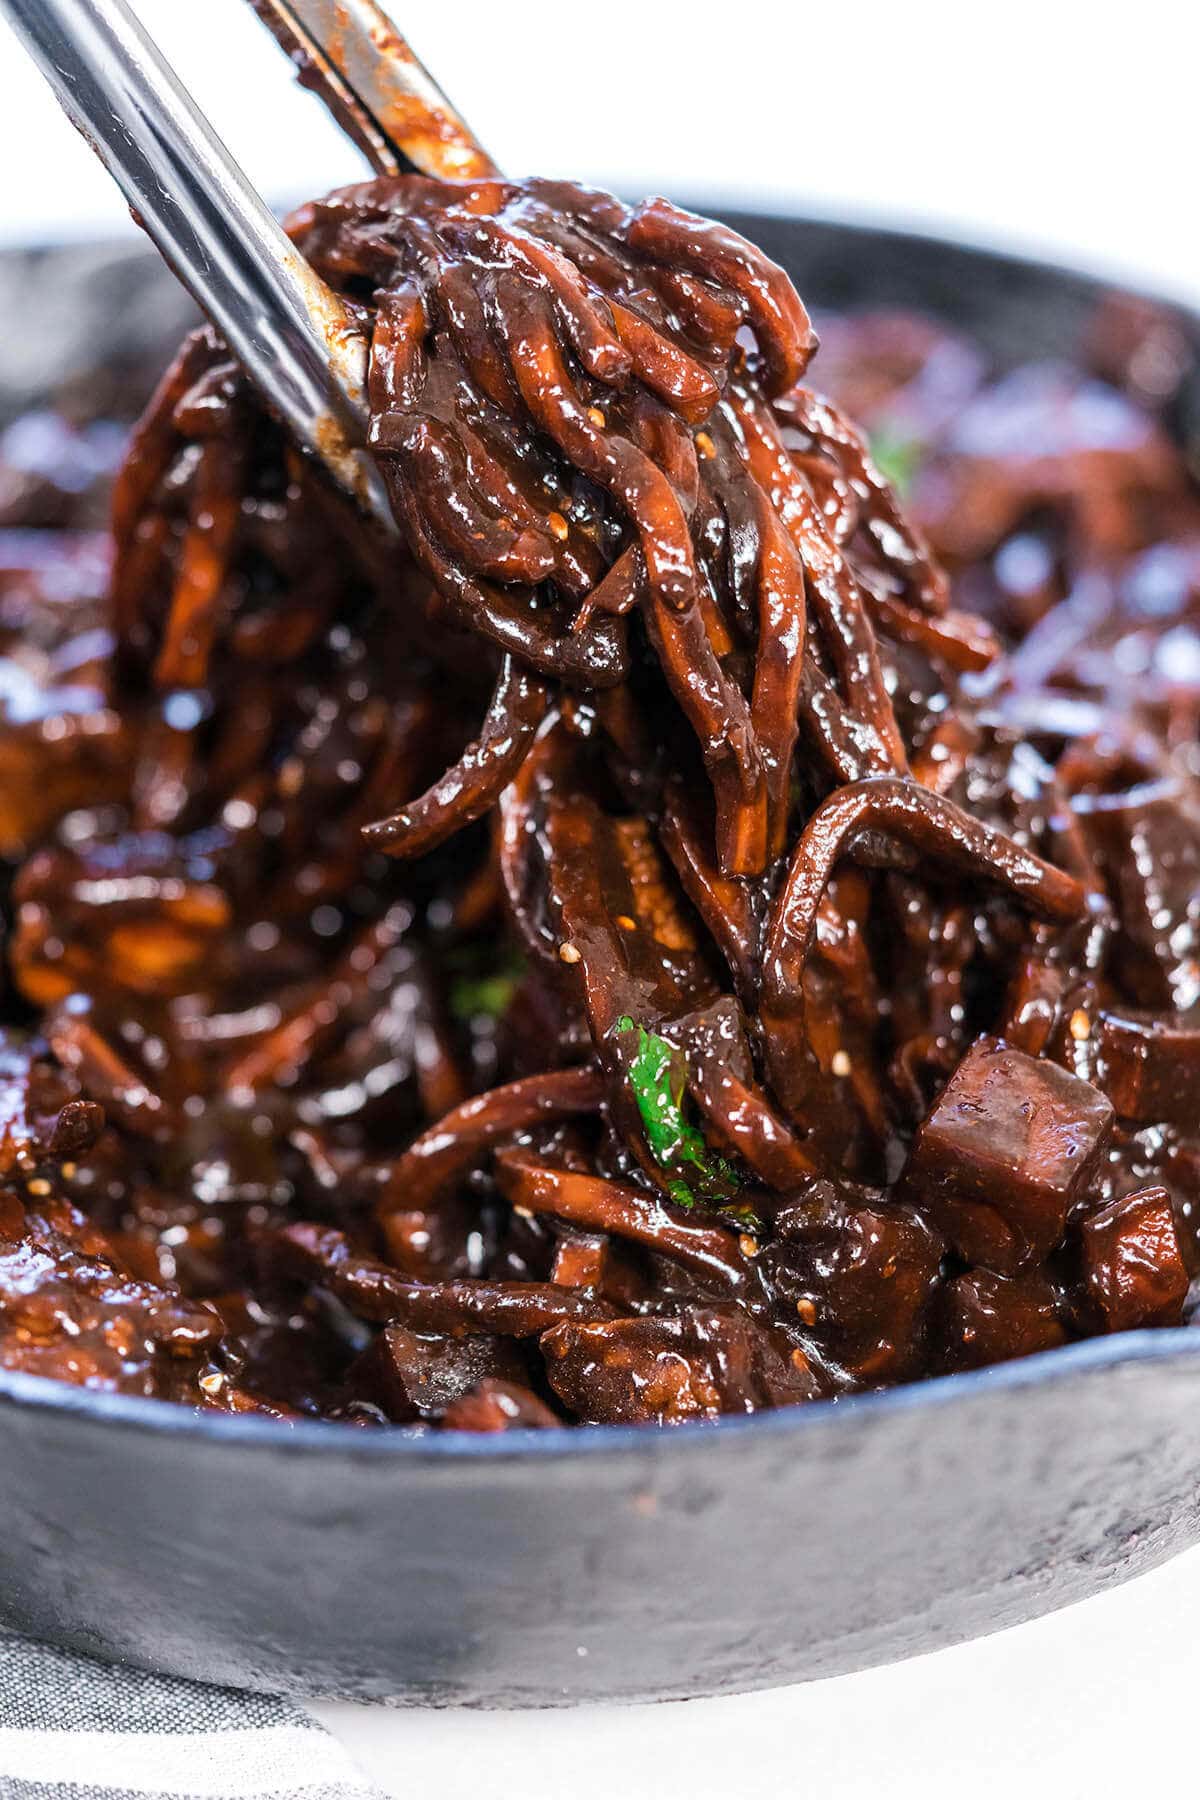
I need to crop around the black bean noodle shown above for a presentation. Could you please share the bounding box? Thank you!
[0,183,1197,1425]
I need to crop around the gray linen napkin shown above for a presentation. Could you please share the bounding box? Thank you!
[0,1636,382,1800]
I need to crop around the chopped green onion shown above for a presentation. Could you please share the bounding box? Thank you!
[448,948,526,1023]
[616,1015,748,1217]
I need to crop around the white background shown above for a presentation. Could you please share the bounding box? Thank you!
[1,0,1197,308]
[1,1,1198,1794]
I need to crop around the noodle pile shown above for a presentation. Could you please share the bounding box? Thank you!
[0,181,1197,1424]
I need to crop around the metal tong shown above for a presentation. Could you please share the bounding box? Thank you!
[0,0,498,529]
[249,0,495,182]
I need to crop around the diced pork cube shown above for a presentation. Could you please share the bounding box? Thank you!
[346,1324,524,1422]
[903,1035,1113,1273]
[1081,1186,1188,1331]
[940,1269,1067,1371]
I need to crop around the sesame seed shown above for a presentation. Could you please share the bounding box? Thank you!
[695,430,716,459]
[198,1371,225,1397]
[796,1297,817,1324]
[547,510,570,541]
[1069,1009,1091,1041]
[738,1233,758,1257]
[587,406,606,429]
[558,942,582,964]
[831,1049,852,1078]
[615,914,637,932]
[26,1178,51,1197]
[791,1347,811,1372]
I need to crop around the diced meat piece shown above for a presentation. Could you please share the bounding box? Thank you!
[762,1178,943,1380]
[440,1378,560,1431]
[1074,781,1200,1010]
[1081,1186,1188,1331]
[940,1269,1067,1371]
[344,1323,526,1423]
[539,1306,820,1425]
[903,1036,1113,1273]
[1093,1011,1200,1128]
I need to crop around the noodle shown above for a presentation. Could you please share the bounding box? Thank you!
[0,186,1196,1423]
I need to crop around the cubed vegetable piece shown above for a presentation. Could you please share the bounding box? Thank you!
[550,1232,608,1290]
[903,1035,1113,1273]
[1081,1186,1188,1331]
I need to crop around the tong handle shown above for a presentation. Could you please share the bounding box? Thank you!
[250,0,498,180]
[1,0,395,531]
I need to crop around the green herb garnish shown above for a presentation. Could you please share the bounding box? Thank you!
[616,1015,746,1215]
[869,425,923,497]
[448,948,526,1023]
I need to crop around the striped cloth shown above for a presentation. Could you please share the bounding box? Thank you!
[0,1637,381,1800]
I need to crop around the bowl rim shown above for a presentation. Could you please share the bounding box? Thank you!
[3,210,1198,1465]
[3,1326,1200,1460]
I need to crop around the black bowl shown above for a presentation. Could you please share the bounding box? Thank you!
[2,213,1199,1708]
